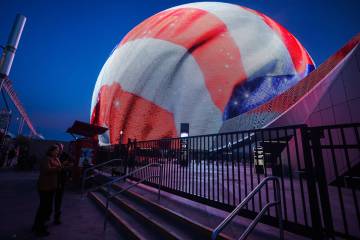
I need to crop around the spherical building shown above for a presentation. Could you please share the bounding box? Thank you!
[90,2,315,145]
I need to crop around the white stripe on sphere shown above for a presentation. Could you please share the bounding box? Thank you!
[91,38,223,136]
[170,2,297,80]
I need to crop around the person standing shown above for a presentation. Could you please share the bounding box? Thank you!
[32,145,61,237]
[54,143,71,224]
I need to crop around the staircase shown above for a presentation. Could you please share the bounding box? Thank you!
[85,178,306,240]
[81,159,308,239]
[88,180,231,240]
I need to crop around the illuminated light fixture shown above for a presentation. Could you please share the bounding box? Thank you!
[180,123,189,138]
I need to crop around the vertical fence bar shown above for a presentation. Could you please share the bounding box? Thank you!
[148,141,151,181]
[184,138,188,193]
[242,132,248,209]
[216,135,220,202]
[191,137,195,195]
[186,137,190,194]
[261,130,270,216]
[267,129,275,216]
[200,136,203,197]
[340,127,360,234]
[293,128,309,226]
[207,136,211,200]
[276,129,288,222]
[203,136,206,198]
[176,139,184,191]
[167,140,171,189]
[310,128,334,238]
[254,130,262,212]
[195,137,198,196]
[352,126,360,230]
[226,133,230,205]
[172,139,176,190]
[284,128,298,223]
[212,136,215,201]
[221,134,225,203]
[231,133,236,206]
[176,138,180,191]
[236,132,241,205]
[248,131,255,211]
[182,138,186,193]
[327,128,348,234]
[301,127,324,240]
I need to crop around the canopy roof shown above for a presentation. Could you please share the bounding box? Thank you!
[66,120,107,138]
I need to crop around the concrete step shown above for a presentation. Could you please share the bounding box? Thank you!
[108,183,231,240]
[87,171,308,240]
[96,187,182,239]
[89,191,170,240]
[113,180,308,240]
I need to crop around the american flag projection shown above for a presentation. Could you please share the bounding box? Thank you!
[90,2,315,145]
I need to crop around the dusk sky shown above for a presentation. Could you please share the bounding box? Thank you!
[0,0,359,141]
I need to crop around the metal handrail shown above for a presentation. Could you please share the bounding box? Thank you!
[103,163,162,231]
[211,176,283,240]
[81,158,125,197]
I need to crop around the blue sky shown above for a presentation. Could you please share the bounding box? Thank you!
[0,0,359,140]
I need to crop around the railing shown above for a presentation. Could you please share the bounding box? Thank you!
[211,176,283,240]
[98,123,360,239]
[129,125,306,236]
[81,158,125,197]
[102,163,163,231]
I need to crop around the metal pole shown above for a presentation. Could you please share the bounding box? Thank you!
[103,197,110,232]
[158,163,162,201]
[275,178,284,240]
[301,127,324,239]
[17,117,23,135]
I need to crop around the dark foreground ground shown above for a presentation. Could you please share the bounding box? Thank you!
[0,169,120,240]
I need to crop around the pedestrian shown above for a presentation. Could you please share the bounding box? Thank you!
[53,143,69,224]
[32,145,61,237]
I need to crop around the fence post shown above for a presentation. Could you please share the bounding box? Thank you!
[301,127,324,239]
[308,128,334,239]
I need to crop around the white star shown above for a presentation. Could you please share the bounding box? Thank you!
[114,100,121,108]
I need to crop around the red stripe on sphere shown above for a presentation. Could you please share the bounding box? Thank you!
[91,83,177,143]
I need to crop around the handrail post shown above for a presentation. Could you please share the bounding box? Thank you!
[211,176,283,240]
[100,163,162,233]
[103,197,110,232]
[158,163,162,201]
[80,158,124,198]
[274,178,284,240]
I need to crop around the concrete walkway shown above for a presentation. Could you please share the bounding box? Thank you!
[0,169,120,240]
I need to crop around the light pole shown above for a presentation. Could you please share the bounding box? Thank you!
[180,123,189,166]
[0,14,26,92]
[119,130,124,144]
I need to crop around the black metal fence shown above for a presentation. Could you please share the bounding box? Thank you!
[98,123,360,239]
[304,124,360,239]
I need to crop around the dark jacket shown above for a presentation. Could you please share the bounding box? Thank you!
[37,156,61,191]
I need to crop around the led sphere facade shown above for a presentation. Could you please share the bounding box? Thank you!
[90,2,315,145]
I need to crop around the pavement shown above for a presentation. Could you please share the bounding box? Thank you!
[0,169,121,240]
[0,168,309,240]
